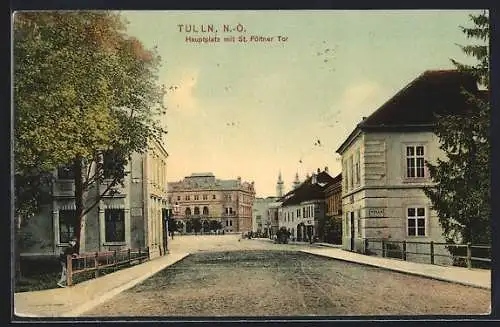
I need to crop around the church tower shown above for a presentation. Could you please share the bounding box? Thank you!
[276,171,284,197]
[292,172,301,189]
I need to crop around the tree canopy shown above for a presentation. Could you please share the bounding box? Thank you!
[14,11,167,251]
[424,11,490,245]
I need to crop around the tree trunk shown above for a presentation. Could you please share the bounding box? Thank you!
[14,216,22,283]
[74,156,84,254]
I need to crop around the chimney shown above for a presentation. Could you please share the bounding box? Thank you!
[324,166,329,172]
[317,168,320,174]
[311,173,317,184]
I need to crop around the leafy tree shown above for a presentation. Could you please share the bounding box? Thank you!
[192,218,202,235]
[424,11,490,246]
[175,220,184,233]
[185,219,193,233]
[209,220,222,231]
[14,11,166,253]
[168,218,177,233]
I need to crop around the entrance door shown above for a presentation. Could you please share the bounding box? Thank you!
[350,212,355,251]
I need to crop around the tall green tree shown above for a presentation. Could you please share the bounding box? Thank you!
[424,11,490,245]
[14,11,166,253]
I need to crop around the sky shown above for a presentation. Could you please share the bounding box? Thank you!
[121,10,482,197]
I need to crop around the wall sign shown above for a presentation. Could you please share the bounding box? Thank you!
[367,208,384,217]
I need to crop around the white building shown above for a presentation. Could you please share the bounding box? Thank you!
[252,196,279,235]
[336,70,483,264]
[278,169,334,241]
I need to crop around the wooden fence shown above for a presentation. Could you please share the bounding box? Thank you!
[65,247,149,286]
[364,238,491,269]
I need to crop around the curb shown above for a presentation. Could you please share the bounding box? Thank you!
[300,250,490,290]
[61,253,190,317]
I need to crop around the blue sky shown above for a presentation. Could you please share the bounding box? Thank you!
[121,10,482,197]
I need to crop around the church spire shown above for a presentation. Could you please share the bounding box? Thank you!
[276,171,284,197]
[292,172,301,189]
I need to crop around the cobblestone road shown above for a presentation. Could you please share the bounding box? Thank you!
[84,235,490,317]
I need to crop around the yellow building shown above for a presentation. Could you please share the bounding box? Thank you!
[167,173,255,233]
[142,139,169,258]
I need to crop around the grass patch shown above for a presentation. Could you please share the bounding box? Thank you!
[15,256,147,293]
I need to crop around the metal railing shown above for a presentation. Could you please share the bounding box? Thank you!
[65,247,150,286]
[364,238,491,269]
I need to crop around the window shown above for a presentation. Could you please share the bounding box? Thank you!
[194,195,199,201]
[406,146,425,178]
[229,220,233,226]
[59,210,78,243]
[185,207,191,216]
[348,156,354,189]
[194,207,200,215]
[226,220,229,226]
[355,150,361,186]
[185,195,190,201]
[57,164,74,180]
[343,160,348,191]
[203,194,208,200]
[212,195,216,200]
[203,206,209,215]
[297,209,301,218]
[177,196,181,201]
[105,209,125,242]
[303,207,306,218]
[407,207,426,236]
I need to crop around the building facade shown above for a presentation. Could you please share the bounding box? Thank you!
[336,70,482,264]
[19,139,169,259]
[167,173,255,233]
[267,201,281,237]
[278,169,335,242]
[252,196,279,235]
[324,173,342,244]
[130,139,169,258]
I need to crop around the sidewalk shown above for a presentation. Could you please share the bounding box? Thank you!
[301,247,491,290]
[14,251,189,318]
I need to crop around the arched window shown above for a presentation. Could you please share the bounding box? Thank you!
[203,206,209,215]
[194,206,200,215]
[185,207,191,216]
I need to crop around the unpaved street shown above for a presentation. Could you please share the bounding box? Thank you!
[85,236,490,316]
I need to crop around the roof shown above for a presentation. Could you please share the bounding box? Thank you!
[336,70,482,154]
[280,171,335,206]
[325,173,342,194]
[187,172,215,178]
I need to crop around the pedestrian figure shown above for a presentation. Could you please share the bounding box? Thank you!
[171,230,174,240]
[57,238,78,288]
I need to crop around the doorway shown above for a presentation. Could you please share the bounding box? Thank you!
[350,212,355,251]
